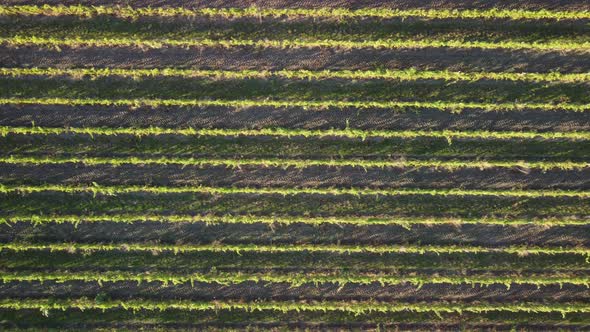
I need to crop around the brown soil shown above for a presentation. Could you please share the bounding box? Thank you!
[3,221,590,247]
[1,163,589,190]
[2,280,590,302]
[2,104,590,132]
[3,45,590,72]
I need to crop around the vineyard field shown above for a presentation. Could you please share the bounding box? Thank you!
[1,0,590,330]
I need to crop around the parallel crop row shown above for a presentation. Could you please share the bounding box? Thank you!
[2,5,589,20]
[2,243,589,258]
[5,19,588,51]
[3,155,588,171]
[1,184,588,198]
[2,298,589,316]
[2,270,588,288]
[3,214,587,227]
[2,97,589,113]
[2,36,589,52]
[2,67,588,83]
[3,126,588,141]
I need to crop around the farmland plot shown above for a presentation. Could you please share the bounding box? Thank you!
[0,0,589,330]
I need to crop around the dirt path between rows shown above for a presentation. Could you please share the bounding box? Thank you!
[2,280,589,302]
[3,46,589,72]
[3,105,589,132]
[3,221,590,246]
[2,163,588,190]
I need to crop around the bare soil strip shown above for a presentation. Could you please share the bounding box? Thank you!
[3,309,590,330]
[1,280,589,302]
[1,163,589,190]
[3,250,588,273]
[3,46,589,73]
[2,105,590,132]
[2,191,588,218]
[3,134,589,161]
[2,220,590,246]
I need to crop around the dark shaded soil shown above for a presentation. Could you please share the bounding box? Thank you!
[6,15,588,42]
[3,45,590,72]
[3,308,590,331]
[4,76,590,106]
[4,134,590,162]
[1,163,589,190]
[2,191,589,218]
[2,221,590,246]
[2,280,590,302]
[5,136,590,168]
[3,104,590,132]
[3,250,588,273]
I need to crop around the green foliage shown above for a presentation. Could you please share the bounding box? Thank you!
[2,213,588,227]
[1,183,588,198]
[2,35,589,52]
[1,97,589,112]
[1,67,588,83]
[2,242,589,258]
[1,126,589,141]
[1,5,588,21]
[1,270,588,288]
[2,155,588,171]
[1,298,589,317]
